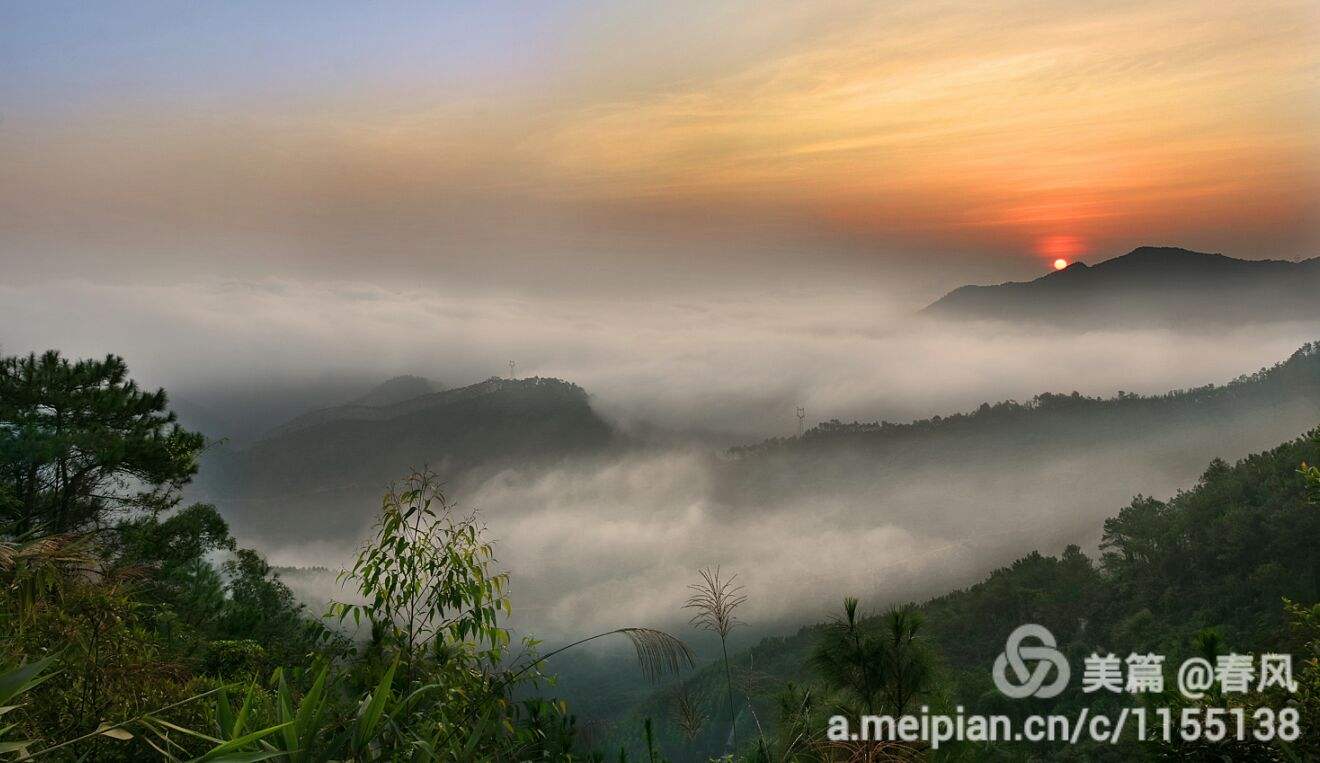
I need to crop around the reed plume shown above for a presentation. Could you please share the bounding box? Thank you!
[684,565,746,752]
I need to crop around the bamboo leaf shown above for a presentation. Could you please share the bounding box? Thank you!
[192,721,294,762]
[353,658,397,750]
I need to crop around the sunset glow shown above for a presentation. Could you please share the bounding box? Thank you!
[1037,236,1087,263]
[1,1,1316,283]
[1054,259,1069,271]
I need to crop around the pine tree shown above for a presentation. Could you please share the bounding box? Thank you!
[0,351,205,533]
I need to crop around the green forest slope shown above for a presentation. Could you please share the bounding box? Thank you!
[617,426,1320,760]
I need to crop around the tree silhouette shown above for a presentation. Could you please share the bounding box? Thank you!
[0,351,204,533]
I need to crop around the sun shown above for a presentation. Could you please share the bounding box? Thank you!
[1036,235,1085,270]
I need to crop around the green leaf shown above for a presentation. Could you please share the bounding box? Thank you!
[0,655,57,705]
[142,715,222,744]
[194,753,291,763]
[193,721,293,762]
[216,686,235,738]
[353,659,397,751]
[232,683,255,740]
[289,662,330,761]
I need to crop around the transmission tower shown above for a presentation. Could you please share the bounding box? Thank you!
[796,406,805,437]
[508,360,517,379]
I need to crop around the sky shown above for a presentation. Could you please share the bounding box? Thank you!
[3,0,1317,294]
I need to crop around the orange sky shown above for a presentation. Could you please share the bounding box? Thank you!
[2,1,1317,282]
[536,2,1320,265]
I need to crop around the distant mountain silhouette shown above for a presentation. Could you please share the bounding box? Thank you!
[924,246,1320,326]
[350,375,442,407]
[171,395,240,443]
[195,376,617,543]
[265,375,445,438]
[716,341,1320,542]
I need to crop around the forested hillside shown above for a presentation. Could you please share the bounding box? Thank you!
[197,376,617,543]
[734,341,1320,461]
[613,428,1320,760]
[0,351,682,760]
[711,342,1320,565]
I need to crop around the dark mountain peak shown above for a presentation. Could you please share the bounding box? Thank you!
[1039,260,1090,280]
[1121,245,1214,259]
[923,244,1320,326]
[350,375,442,408]
[200,373,617,543]
[450,375,595,409]
[1097,245,1230,271]
[262,374,587,441]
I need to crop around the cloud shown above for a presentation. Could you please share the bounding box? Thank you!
[3,277,1316,440]
[3,277,1315,441]
[6,277,1313,640]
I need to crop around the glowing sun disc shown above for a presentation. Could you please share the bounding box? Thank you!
[1053,258,1068,270]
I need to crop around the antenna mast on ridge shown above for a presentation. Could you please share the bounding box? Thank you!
[796,406,806,437]
[508,360,517,379]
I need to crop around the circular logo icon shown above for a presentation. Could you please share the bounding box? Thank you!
[992,624,1071,699]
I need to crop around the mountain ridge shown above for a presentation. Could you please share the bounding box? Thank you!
[266,374,446,438]
[924,246,1320,326]
[348,374,442,407]
[706,340,1320,564]
[196,376,617,543]
[734,340,1320,456]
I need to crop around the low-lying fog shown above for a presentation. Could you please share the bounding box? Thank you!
[3,277,1317,641]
